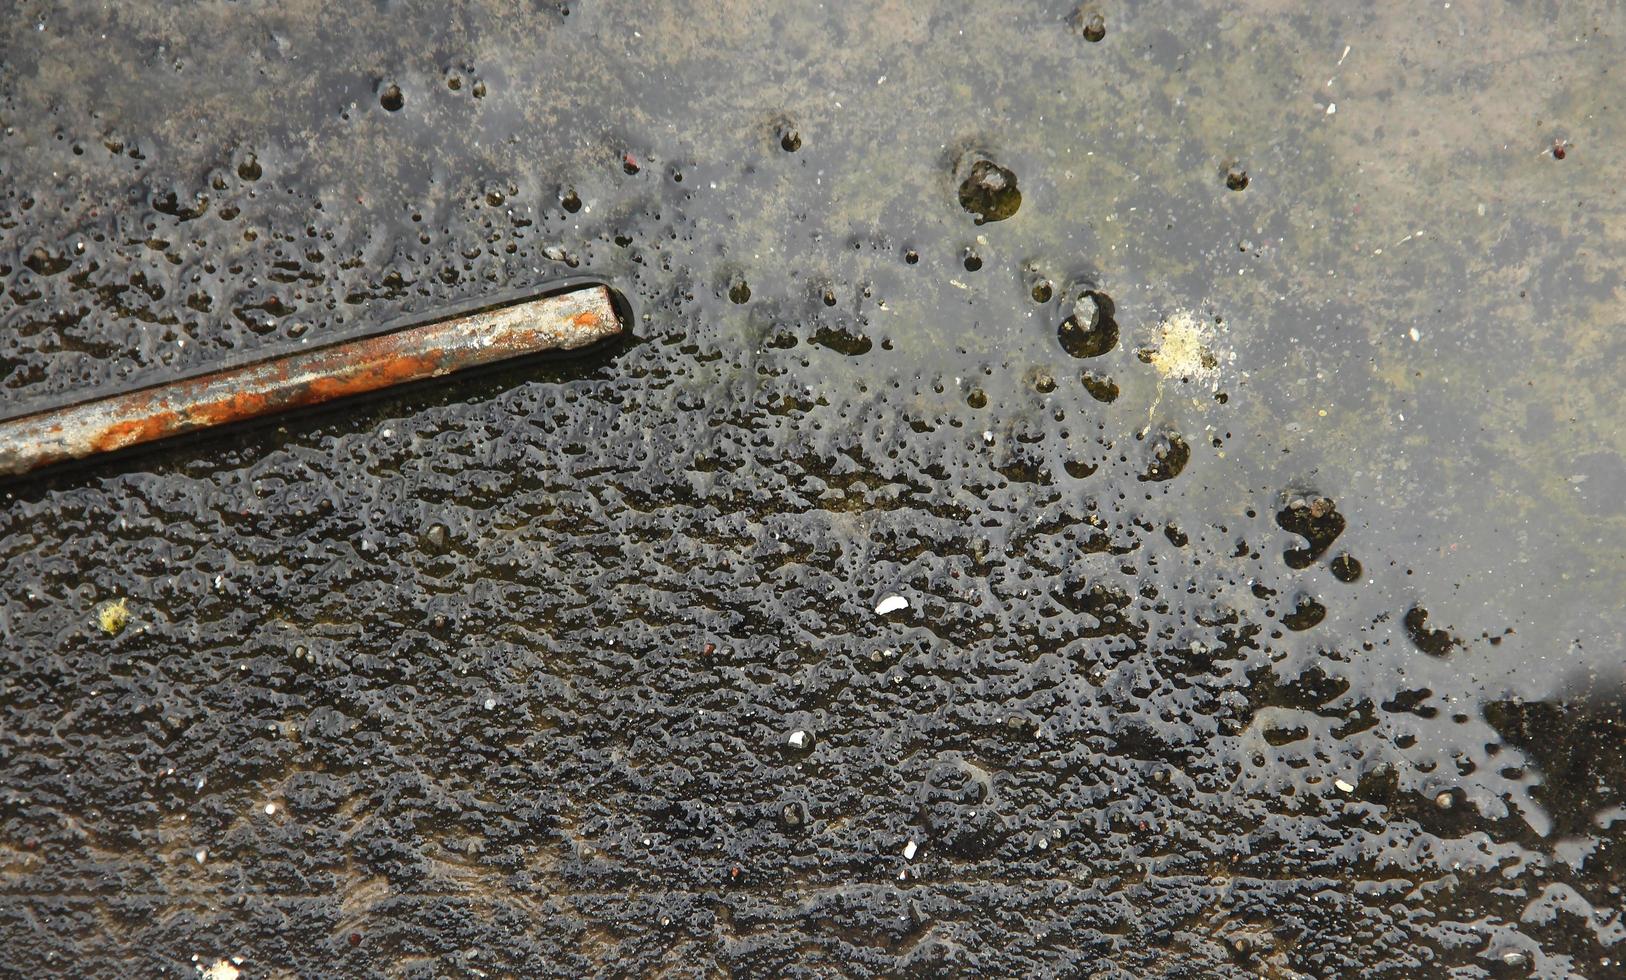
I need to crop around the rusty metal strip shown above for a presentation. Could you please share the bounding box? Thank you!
[0,285,621,477]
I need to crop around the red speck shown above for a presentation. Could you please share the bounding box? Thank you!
[622,151,640,175]
[730,865,741,879]
[348,933,361,947]
[702,643,716,655]
[1552,140,1568,160]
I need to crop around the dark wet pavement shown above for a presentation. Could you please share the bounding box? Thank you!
[2,2,1624,976]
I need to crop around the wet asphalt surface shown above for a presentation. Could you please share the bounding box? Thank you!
[1,1,1624,976]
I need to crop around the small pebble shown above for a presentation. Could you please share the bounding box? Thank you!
[483,698,496,710]
[202,961,240,980]
[264,803,276,816]
[1334,778,1355,793]
[787,730,811,751]
[195,848,208,864]
[903,840,918,860]
[423,523,449,552]
[874,595,909,615]
[1435,791,1455,809]
[97,598,130,636]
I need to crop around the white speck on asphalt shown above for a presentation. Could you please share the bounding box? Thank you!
[201,960,240,980]
[874,595,909,616]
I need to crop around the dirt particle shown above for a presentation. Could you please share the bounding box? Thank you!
[1225,167,1249,191]
[379,83,404,112]
[1080,11,1106,42]
[1276,496,1345,570]
[1403,606,1459,657]
[1081,371,1119,402]
[956,158,1022,224]
[97,598,130,636]
[1058,290,1118,358]
[811,326,870,355]
[1330,553,1362,583]
[775,118,803,152]
[1144,309,1223,386]
[1282,595,1327,631]
[1138,432,1190,482]
[23,247,70,276]
[202,961,240,980]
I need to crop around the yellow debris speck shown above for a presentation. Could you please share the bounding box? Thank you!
[202,960,240,980]
[97,597,130,636]
[1147,309,1222,386]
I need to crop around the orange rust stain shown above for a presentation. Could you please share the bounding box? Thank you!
[189,388,279,427]
[572,310,602,329]
[180,350,448,426]
[305,351,443,402]
[91,410,182,453]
